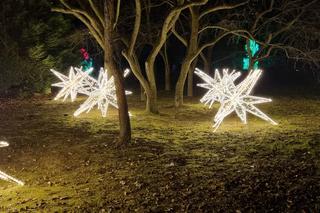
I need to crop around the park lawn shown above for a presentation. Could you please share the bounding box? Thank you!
[0,94,319,212]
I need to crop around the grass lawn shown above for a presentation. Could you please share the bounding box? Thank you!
[0,93,319,212]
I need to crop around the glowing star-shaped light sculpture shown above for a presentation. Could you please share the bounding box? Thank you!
[51,66,132,117]
[51,66,95,102]
[195,68,241,108]
[74,68,132,117]
[196,69,277,131]
[0,141,24,186]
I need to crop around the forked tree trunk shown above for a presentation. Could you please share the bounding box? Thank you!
[105,0,131,145]
[122,52,156,113]
[143,0,185,112]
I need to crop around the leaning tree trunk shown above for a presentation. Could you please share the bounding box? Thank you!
[105,0,131,145]
[122,52,156,112]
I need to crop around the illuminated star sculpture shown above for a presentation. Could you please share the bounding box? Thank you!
[51,67,132,117]
[51,66,95,102]
[0,141,24,185]
[196,69,277,131]
[74,68,132,117]
[195,68,241,108]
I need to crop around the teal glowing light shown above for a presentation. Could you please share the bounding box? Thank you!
[243,39,259,70]
[80,58,93,73]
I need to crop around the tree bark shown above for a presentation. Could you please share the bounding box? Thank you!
[105,0,131,145]
[163,43,171,91]
[140,84,146,101]
[175,58,193,106]
[144,60,159,113]
[175,7,199,107]
[187,58,198,97]
[122,51,155,113]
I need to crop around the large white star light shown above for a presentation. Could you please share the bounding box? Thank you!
[195,68,241,108]
[0,141,24,186]
[51,66,95,102]
[74,68,132,117]
[196,69,278,131]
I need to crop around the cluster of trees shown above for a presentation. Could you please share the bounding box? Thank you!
[6,0,319,144]
[0,0,85,95]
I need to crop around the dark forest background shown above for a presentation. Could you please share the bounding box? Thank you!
[0,0,319,97]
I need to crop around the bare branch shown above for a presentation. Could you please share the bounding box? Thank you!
[113,0,121,29]
[87,0,105,28]
[128,0,141,55]
[59,0,103,39]
[250,0,274,32]
[52,7,104,49]
[148,0,207,62]
[172,26,187,46]
[194,31,238,60]
[199,0,248,20]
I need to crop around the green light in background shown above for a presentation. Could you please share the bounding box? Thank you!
[243,39,259,70]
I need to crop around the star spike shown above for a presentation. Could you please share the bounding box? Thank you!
[51,67,94,102]
[73,68,132,117]
[196,68,277,131]
[0,141,24,185]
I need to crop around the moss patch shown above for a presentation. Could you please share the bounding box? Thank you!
[0,94,319,212]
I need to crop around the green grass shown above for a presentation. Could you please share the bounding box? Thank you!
[0,94,319,212]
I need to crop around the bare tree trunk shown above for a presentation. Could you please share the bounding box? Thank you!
[105,0,131,145]
[144,58,159,114]
[163,43,171,91]
[140,84,146,101]
[187,58,198,97]
[175,58,193,106]
[145,87,158,113]
[122,52,155,112]
[175,7,199,107]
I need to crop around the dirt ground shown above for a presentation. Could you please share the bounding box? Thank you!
[0,93,319,212]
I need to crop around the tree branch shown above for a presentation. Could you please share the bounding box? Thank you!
[52,7,104,49]
[59,0,103,39]
[128,0,141,55]
[87,0,105,28]
[113,0,121,29]
[172,26,187,46]
[250,0,274,32]
[199,0,248,20]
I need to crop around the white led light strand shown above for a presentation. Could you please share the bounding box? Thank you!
[196,68,277,131]
[0,141,24,186]
[51,67,132,117]
[195,68,241,108]
[51,67,95,102]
